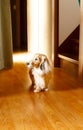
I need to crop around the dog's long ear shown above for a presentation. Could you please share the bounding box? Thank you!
[40,62,45,71]
[40,58,51,73]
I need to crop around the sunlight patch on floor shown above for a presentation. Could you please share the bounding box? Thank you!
[13,52,34,63]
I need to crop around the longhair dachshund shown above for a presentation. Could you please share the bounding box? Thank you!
[26,53,52,92]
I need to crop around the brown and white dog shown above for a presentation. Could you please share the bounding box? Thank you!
[26,53,52,92]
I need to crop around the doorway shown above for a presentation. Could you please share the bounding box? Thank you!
[10,0,27,52]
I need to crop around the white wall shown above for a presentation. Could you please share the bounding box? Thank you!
[27,0,52,60]
[59,0,80,45]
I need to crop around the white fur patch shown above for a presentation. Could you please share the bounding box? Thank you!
[32,69,45,89]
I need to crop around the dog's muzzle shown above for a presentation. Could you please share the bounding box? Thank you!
[26,62,33,69]
[26,62,30,66]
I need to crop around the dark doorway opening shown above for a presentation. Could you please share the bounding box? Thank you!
[10,0,27,52]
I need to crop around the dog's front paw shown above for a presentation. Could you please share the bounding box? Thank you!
[34,87,41,93]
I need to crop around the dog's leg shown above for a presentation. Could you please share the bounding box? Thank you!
[44,88,48,91]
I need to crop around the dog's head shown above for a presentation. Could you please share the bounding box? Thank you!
[26,53,51,75]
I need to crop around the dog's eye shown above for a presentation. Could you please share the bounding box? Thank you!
[35,58,38,61]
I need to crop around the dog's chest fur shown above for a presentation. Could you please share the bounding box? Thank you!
[32,69,45,89]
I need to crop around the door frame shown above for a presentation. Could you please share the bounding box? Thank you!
[54,0,60,67]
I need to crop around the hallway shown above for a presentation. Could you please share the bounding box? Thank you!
[0,52,83,130]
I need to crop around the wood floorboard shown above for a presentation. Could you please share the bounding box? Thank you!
[0,53,83,130]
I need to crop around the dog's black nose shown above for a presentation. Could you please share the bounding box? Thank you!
[26,62,29,65]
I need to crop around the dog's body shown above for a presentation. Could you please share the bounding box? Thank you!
[26,53,52,92]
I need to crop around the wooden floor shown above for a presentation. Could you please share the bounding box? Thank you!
[0,53,83,130]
